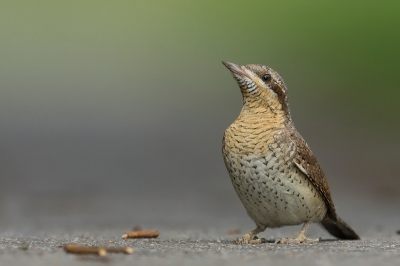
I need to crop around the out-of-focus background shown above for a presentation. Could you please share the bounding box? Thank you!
[0,1,399,235]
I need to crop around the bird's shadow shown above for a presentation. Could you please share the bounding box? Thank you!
[268,238,338,243]
[232,238,341,244]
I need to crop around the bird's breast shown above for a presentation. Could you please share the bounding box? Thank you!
[222,117,281,156]
[222,118,327,228]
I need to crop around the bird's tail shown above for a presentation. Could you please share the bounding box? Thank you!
[321,215,360,240]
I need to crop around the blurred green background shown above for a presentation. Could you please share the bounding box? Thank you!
[0,1,399,231]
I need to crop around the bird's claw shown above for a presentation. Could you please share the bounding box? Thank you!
[236,235,267,245]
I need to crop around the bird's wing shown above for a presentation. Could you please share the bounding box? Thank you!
[275,129,337,221]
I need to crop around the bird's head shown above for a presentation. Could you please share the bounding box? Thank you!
[222,61,290,117]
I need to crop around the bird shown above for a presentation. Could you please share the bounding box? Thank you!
[221,61,359,244]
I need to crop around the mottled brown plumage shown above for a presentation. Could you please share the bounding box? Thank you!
[222,61,359,244]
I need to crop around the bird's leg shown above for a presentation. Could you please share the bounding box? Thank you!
[276,222,320,244]
[236,226,265,244]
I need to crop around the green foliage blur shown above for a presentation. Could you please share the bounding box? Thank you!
[1,1,399,135]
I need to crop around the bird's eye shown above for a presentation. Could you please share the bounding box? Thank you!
[261,74,271,82]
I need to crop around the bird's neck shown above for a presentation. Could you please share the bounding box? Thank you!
[238,105,288,128]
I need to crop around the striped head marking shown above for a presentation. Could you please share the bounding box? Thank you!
[222,61,289,115]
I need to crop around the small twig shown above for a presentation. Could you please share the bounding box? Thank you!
[122,230,159,239]
[64,245,107,256]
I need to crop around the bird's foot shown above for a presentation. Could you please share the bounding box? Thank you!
[236,235,267,245]
[275,236,320,244]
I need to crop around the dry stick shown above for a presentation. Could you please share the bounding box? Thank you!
[122,230,159,239]
[64,245,107,256]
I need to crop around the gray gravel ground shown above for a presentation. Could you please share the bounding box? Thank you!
[1,231,400,266]
[1,194,400,266]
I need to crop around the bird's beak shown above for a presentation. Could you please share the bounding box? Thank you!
[222,61,250,79]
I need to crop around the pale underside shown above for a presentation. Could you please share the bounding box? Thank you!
[223,121,327,230]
